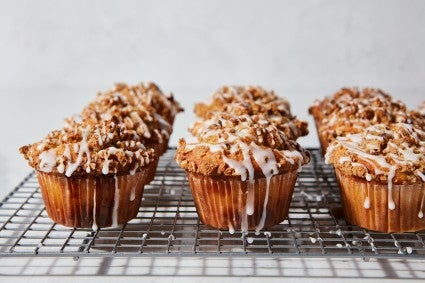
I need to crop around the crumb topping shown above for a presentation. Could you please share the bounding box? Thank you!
[176,112,310,178]
[309,87,400,122]
[20,82,182,177]
[194,85,308,140]
[325,123,425,185]
[310,87,424,146]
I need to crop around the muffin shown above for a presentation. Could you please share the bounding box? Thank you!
[309,87,410,154]
[82,83,183,183]
[19,82,180,229]
[86,82,183,157]
[325,123,425,232]
[194,85,308,140]
[176,112,310,234]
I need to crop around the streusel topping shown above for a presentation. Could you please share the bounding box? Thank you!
[19,82,182,177]
[309,87,403,122]
[325,123,425,185]
[176,113,310,178]
[309,87,425,147]
[194,85,308,140]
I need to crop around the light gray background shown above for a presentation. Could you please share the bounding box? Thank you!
[1,0,424,198]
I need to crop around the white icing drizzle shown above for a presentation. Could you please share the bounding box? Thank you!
[419,190,425,219]
[339,156,351,164]
[283,150,304,171]
[130,112,151,138]
[112,175,120,227]
[327,123,425,212]
[228,223,235,234]
[154,113,171,132]
[63,145,71,160]
[65,126,91,177]
[36,143,45,151]
[250,143,278,233]
[100,112,112,121]
[92,180,98,231]
[246,181,255,216]
[57,163,65,174]
[364,197,370,209]
[185,137,304,233]
[130,186,136,201]
[130,163,139,175]
[223,152,252,182]
[365,174,372,181]
[95,128,103,146]
[365,134,384,141]
[38,149,57,173]
[102,159,111,175]
[387,166,396,210]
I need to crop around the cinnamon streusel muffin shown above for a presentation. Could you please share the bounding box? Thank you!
[325,123,425,232]
[81,83,183,183]
[309,87,411,154]
[194,85,308,140]
[176,113,310,233]
[19,82,181,229]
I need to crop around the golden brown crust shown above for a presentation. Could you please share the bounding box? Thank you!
[310,87,424,150]
[325,123,425,184]
[175,113,310,178]
[309,87,398,122]
[19,82,182,177]
[194,85,308,140]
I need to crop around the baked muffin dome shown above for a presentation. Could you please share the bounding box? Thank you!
[176,85,310,233]
[325,123,425,186]
[324,123,425,232]
[309,87,423,153]
[176,113,310,179]
[194,85,308,140]
[18,81,182,229]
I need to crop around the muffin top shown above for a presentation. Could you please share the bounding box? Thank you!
[175,113,310,180]
[309,87,424,146]
[194,85,308,140]
[309,87,406,123]
[109,82,183,124]
[19,82,182,177]
[325,123,425,185]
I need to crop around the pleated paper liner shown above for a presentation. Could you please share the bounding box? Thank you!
[186,170,298,232]
[335,169,425,233]
[145,136,169,184]
[36,167,150,229]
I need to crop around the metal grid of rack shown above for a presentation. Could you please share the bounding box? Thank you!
[1,148,425,260]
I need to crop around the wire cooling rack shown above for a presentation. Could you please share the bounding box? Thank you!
[1,148,425,260]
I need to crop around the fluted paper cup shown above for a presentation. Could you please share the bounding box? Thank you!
[335,169,425,233]
[186,170,298,233]
[36,168,149,229]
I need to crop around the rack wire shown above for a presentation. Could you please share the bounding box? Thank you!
[1,148,425,260]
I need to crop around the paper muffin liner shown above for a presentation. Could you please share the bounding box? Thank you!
[335,169,425,233]
[36,167,150,229]
[145,158,160,184]
[186,170,298,233]
[144,137,170,184]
